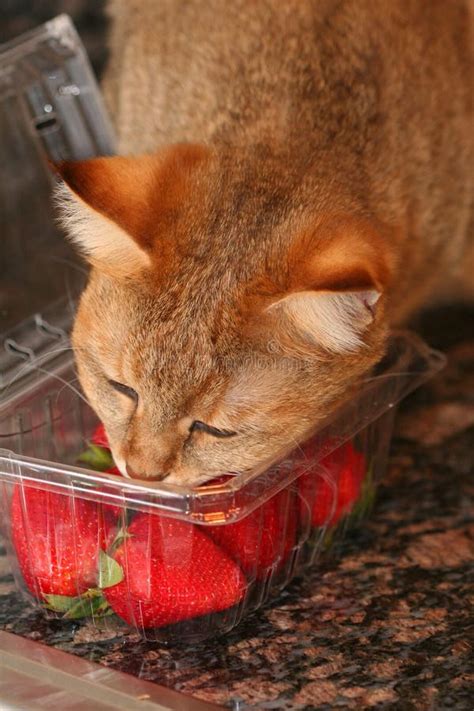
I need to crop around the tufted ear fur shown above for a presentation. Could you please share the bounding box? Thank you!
[53,144,208,276]
[262,215,395,353]
[268,288,381,352]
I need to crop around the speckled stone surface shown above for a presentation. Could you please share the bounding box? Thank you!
[1,306,473,710]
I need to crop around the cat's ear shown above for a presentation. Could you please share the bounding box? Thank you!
[267,287,381,353]
[261,216,395,353]
[53,145,208,276]
[53,155,156,274]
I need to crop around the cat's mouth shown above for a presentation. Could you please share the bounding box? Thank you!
[117,457,240,487]
[112,448,189,484]
[115,457,170,483]
[125,463,171,482]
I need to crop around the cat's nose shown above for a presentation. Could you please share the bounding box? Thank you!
[125,464,169,481]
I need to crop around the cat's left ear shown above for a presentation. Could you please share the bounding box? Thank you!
[266,287,382,353]
[259,215,395,353]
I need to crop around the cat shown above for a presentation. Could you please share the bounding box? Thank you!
[55,0,473,484]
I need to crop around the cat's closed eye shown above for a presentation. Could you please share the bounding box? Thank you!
[108,379,139,401]
[189,421,237,438]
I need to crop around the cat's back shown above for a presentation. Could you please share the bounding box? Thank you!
[104,0,472,154]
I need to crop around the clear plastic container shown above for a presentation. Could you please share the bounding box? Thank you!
[0,332,444,643]
[0,13,114,337]
[0,16,445,644]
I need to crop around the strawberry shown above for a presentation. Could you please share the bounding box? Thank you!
[105,466,122,476]
[104,512,247,629]
[78,426,124,516]
[94,467,126,519]
[78,422,115,473]
[83,425,123,479]
[91,423,110,449]
[298,439,366,527]
[207,487,297,578]
[77,423,115,471]
[11,483,117,600]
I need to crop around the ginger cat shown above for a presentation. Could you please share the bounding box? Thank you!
[56,0,473,484]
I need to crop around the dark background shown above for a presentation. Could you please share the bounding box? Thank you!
[1,2,109,333]
[1,0,108,77]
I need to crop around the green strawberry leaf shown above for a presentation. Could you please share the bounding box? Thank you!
[97,606,115,617]
[108,527,132,555]
[94,597,115,616]
[43,593,84,613]
[78,445,114,472]
[44,588,113,620]
[98,550,124,589]
[350,463,376,521]
[321,526,335,552]
[63,592,112,619]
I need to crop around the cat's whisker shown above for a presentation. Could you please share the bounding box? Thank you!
[2,346,73,394]
[50,256,88,278]
[361,370,415,385]
[273,427,307,459]
[65,281,78,321]
[32,365,90,405]
[1,347,86,404]
[54,377,82,406]
[230,403,308,460]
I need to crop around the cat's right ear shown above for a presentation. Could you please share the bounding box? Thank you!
[52,155,155,276]
[52,145,208,277]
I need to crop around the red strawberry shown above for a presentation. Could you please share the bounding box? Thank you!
[91,423,110,449]
[96,467,126,518]
[11,484,117,599]
[104,512,247,629]
[105,466,122,476]
[298,440,366,527]
[207,487,297,578]
[78,428,124,516]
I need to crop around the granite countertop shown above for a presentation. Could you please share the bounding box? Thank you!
[0,305,473,710]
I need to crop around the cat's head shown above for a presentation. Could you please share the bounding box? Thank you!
[55,144,394,485]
